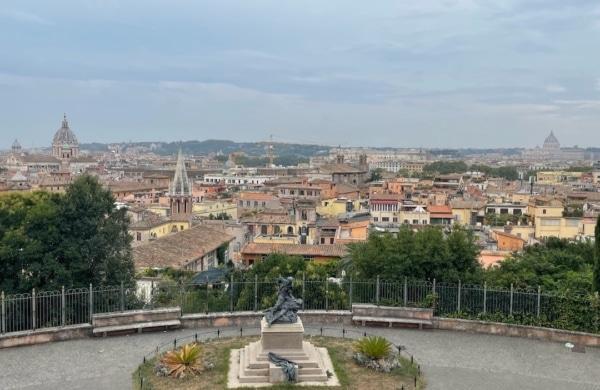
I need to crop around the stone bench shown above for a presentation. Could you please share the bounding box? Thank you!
[351,304,433,329]
[92,307,181,337]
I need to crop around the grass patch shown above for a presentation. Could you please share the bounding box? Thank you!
[133,336,425,389]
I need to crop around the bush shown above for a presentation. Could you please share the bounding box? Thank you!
[354,336,392,360]
[159,343,202,378]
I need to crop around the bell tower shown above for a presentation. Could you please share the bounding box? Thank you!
[169,148,193,220]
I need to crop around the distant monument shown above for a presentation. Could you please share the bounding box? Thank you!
[228,277,339,387]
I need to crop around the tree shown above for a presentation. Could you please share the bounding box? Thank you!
[348,226,480,282]
[594,216,600,293]
[55,175,134,287]
[368,168,384,182]
[0,175,135,293]
[485,238,595,292]
[423,161,468,175]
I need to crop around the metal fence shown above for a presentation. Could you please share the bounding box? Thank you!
[1,277,599,336]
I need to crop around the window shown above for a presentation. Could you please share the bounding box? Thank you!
[262,201,266,207]
[136,232,142,241]
[542,209,547,215]
[393,217,398,222]
[274,225,281,234]
[287,226,294,234]
[413,219,418,224]
[373,217,379,222]
[254,201,258,207]
[301,210,308,220]
[261,225,268,234]
[321,237,325,244]
[382,217,389,222]
[238,200,243,207]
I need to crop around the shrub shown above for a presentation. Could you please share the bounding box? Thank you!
[354,336,392,360]
[160,343,202,378]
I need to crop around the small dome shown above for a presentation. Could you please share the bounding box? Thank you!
[52,114,78,145]
[11,139,21,150]
[543,131,560,149]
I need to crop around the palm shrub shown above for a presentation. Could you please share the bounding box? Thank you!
[354,336,392,360]
[160,343,202,378]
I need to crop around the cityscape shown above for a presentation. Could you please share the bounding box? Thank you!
[1,1,600,390]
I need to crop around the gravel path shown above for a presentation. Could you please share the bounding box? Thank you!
[0,326,599,390]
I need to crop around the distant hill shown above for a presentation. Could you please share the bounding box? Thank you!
[80,139,331,157]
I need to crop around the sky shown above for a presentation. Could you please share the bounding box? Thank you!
[1,0,600,149]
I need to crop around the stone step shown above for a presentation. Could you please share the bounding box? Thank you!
[298,373,329,382]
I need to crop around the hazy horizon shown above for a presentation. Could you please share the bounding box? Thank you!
[2,1,600,149]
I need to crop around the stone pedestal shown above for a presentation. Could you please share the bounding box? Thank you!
[228,317,339,388]
[260,318,304,350]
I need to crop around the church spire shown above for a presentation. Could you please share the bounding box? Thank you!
[170,148,191,196]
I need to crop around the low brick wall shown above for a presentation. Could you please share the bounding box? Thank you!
[2,310,599,349]
[180,310,353,328]
[435,317,600,347]
[352,304,433,320]
[0,324,91,349]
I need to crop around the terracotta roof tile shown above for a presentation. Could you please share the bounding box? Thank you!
[133,225,234,269]
[241,243,348,258]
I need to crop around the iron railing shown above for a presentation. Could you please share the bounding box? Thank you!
[1,277,599,336]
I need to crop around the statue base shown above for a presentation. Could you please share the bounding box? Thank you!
[228,318,339,388]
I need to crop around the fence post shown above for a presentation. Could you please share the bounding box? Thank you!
[302,272,306,311]
[457,281,461,313]
[89,283,93,324]
[205,276,210,314]
[376,275,380,306]
[325,278,329,311]
[120,281,125,312]
[1,291,5,334]
[61,286,66,327]
[31,288,36,331]
[348,275,353,311]
[403,277,408,306]
[229,274,234,312]
[483,282,487,314]
[509,283,514,316]
[254,275,258,312]
[150,280,155,310]
[431,278,436,311]
[536,286,541,318]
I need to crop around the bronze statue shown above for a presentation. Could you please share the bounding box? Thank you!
[268,352,298,382]
[264,277,303,326]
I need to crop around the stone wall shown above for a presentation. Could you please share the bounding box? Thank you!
[435,317,600,347]
[0,324,91,349]
[180,310,352,328]
[2,309,599,349]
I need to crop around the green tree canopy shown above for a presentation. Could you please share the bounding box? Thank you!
[485,237,595,293]
[594,216,600,293]
[347,226,481,282]
[0,175,134,293]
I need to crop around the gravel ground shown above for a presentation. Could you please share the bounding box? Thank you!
[0,326,599,390]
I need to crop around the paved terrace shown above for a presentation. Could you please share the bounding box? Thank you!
[0,326,599,390]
